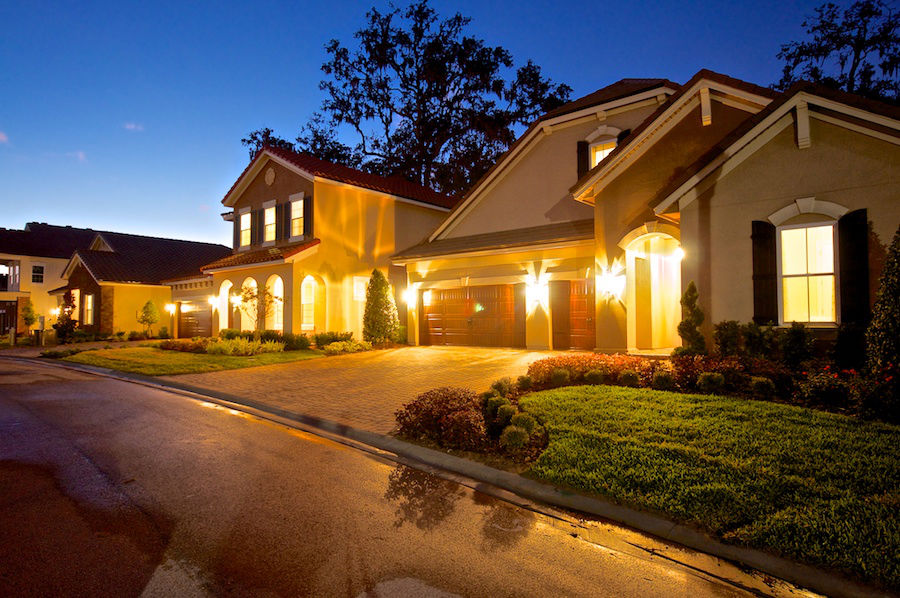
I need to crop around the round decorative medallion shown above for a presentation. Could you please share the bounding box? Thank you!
[265,167,276,186]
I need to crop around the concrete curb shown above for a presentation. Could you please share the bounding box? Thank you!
[5,355,893,598]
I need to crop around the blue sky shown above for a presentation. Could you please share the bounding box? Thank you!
[0,0,824,245]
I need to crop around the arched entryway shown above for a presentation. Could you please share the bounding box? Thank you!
[300,275,317,332]
[265,275,284,332]
[239,277,258,331]
[217,280,233,331]
[621,224,682,352]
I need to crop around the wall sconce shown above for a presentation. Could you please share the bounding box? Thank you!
[50,307,60,317]
[422,290,432,307]
[596,266,626,302]
[525,274,549,314]
[165,303,177,315]
[402,287,417,308]
[230,294,241,306]
[207,295,218,310]
[670,247,685,261]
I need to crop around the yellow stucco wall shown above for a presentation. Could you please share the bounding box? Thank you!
[681,115,900,338]
[109,284,172,335]
[0,254,69,330]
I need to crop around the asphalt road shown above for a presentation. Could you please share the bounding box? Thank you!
[0,359,804,597]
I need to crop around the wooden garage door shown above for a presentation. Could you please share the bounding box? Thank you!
[178,306,212,338]
[420,284,525,348]
[550,280,595,350]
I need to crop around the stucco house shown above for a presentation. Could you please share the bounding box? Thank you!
[185,146,455,338]
[394,70,899,352]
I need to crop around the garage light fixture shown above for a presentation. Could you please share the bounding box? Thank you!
[165,303,176,315]
[402,287,417,308]
[596,266,626,302]
[525,274,549,314]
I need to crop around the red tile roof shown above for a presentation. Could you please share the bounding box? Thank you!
[224,146,457,210]
[199,239,321,272]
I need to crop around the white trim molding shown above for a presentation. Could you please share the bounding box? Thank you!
[768,197,849,226]
[618,221,681,250]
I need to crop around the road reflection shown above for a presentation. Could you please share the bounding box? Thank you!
[383,465,465,531]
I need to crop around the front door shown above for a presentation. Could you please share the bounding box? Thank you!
[550,280,595,350]
[0,301,17,335]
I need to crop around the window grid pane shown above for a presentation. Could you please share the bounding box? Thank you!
[264,207,276,242]
[780,224,836,324]
[291,200,304,237]
[240,213,251,246]
[780,228,808,275]
[806,225,834,274]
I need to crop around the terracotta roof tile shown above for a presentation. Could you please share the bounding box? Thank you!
[200,239,321,271]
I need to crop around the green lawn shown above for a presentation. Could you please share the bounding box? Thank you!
[63,346,323,376]
[519,386,900,590]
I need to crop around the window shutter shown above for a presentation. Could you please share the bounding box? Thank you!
[304,195,314,237]
[751,220,778,324]
[577,141,589,179]
[281,203,291,239]
[255,209,264,244]
[838,209,870,324]
[232,215,239,249]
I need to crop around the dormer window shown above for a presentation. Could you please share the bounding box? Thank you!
[264,206,276,242]
[239,212,251,247]
[590,140,616,168]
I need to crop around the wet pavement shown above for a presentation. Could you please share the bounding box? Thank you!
[0,360,808,597]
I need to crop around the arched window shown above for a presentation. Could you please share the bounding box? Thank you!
[265,275,284,332]
[239,277,258,331]
[218,280,233,330]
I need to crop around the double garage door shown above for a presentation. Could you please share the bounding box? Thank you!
[420,284,526,348]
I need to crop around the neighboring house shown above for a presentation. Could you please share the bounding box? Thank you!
[190,146,455,337]
[394,70,900,353]
[0,223,100,335]
[58,232,230,336]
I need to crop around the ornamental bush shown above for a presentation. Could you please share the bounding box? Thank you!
[673,281,706,356]
[867,227,900,374]
[206,338,284,356]
[781,322,814,368]
[796,370,852,411]
[651,370,676,391]
[313,331,353,347]
[490,377,513,397]
[323,339,372,355]
[527,353,654,388]
[549,367,571,388]
[619,370,640,388]
[697,372,725,394]
[742,321,779,359]
[362,269,399,344]
[158,338,209,353]
[584,368,608,386]
[495,404,516,429]
[439,409,486,451]
[499,425,529,453]
[510,412,536,434]
[750,376,777,400]
[283,333,311,351]
[713,320,742,356]
[395,387,484,448]
[516,375,532,392]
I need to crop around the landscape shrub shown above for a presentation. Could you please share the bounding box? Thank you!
[866,227,899,373]
[832,323,866,370]
[750,376,777,400]
[781,321,814,368]
[796,369,852,411]
[584,368,608,386]
[516,375,532,392]
[510,412,536,434]
[158,326,171,340]
[114,331,126,340]
[362,269,399,344]
[395,325,408,344]
[282,333,311,351]
[619,370,640,388]
[218,328,243,340]
[395,387,482,446]
[713,320,743,356]
[495,404,516,429]
[483,395,512,437]
[72,329,92,342]
[40,348,83,359]
[672,355,747,392]
[855,365,898,423]
[499,425,529,453]
[127,331,147,341]
[158,338,208,353]
[651,370,676,391]
[527,353,653,388]
[490,377,513,397]
[743,358,795,398]
[438,409,486,451]
[742,321,779,359]
[323,339,372,355]
[258,329,282,343]
[697,372,725,394]
[206,338,284,356]
[549,367,571,388]
[313,331,353,347]
[673,281,706,356]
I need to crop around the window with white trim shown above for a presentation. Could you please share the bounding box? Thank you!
[291,199,304,238]
[31,265,44,284]
[301,276,316,331]
[264,206,276,242]
[239,212,251,247]
[590,140,616,168]
[779,223,837,323]
[83,293,94,325]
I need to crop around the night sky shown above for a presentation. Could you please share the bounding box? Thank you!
[1,0,825,245]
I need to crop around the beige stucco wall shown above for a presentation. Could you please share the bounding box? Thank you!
[681,115,900,337]
[109,284,172,335]
[0,253,69,330]
[444,102,661,238]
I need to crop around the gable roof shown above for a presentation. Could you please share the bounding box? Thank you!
[0,222,100,259]
[198,238,321,272]
[426,78,680,241]
[222,146,457,210]
[66,232,231,285]
[652,81,900,214]
[569,69,779,202]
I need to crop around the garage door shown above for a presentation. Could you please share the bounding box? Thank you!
[178,306,212,338]
[550,280,596,350]
[420,284,525,348]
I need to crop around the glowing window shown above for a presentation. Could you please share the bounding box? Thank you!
[301,276,316,331]
[590,141,616,168]
[291,199,305,237]
[264,207,276,242]
[780,224,836,323]
[83,294,94,325]
[239,212,251,247]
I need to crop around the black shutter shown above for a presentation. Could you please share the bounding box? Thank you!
[249,210,258,245]
[838,209,870,324]
[281,203,291,239]
[304,195,313,237]
[751,220,778,324]
[232,214,239,249]
[577,141,589,179]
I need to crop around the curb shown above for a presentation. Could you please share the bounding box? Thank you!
[4,355,892,598]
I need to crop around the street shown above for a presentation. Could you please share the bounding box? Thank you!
[0,359,800,597]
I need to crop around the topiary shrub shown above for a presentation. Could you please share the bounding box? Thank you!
[651,370,676,391]
[550,367,571,388]
[362,269,399,344]
[584,368,608,385]
[495,404,516,429]
[395,387,482,446]
[781,322,814,368]
[490,377,513,397]
[499,425,529,453]
[516,375,532,392]
[673,281,706,356]
[713,320,742,356]
[619,370,640,388]
[697,372,725,394]
[750,376,776,400]
[510,412,536,434]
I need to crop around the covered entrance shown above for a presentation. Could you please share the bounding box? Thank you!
[420,284,525,348]
[0,300,17,335]
[550,279,596,350]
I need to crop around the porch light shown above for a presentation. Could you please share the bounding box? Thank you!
[230,294,241,306]
[50,307,60,316]
[422,290,432,307]
[525,274,549,313]
[670,247,685,261]
[402,287,417,308]
[207,295,217,310]
[165,303,176,315]
[597,266,626,301]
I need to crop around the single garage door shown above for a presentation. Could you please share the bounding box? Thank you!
[178,306,212,338]
[550,279,596,350]
[421,284,525,348]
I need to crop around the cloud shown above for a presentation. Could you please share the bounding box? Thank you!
[123,122,144,132]
[66,150,87,162]
[0,131,8,144]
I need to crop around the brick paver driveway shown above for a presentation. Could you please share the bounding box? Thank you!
[165,346,560,434]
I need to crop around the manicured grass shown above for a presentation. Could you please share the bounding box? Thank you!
[519,385,900,590]
[63,346,323,376]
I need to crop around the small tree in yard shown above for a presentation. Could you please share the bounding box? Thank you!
[673,281,707,356]
[363,269,399,344]
[238,285,274,332]
[21,298,37,332]
[137,300,160,337]
[52,290,77,343]
[867,227,900,372]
